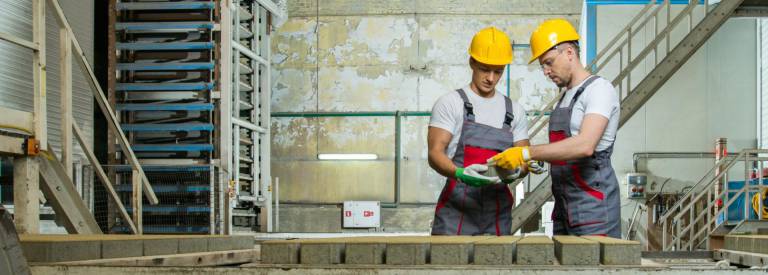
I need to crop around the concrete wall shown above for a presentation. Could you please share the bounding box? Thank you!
[271,0,581,209]
[595,4,757,242]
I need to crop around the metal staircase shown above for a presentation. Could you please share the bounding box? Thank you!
[658,149,768,251]
[227,0,273,232]
[111,0,217,234]
[510,0,746,233]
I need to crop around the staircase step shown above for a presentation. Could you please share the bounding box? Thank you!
[116,103,214,111]
[239,101,254,110]
[117,82,214,91]
[239,6,253,21]
[116,22,215,31]
[117,1,215,11]
[239,63,253,74]
[117,42,214,51]
[239,81,253,92]
[117,62,215,71]
[121,123,214,132]
[131,144,214,152]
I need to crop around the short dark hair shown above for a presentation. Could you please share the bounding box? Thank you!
[558,41,580,58]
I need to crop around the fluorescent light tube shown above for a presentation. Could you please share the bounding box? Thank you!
[317,153,378,160]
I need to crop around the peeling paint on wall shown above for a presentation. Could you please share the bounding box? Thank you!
[271,1,581,204]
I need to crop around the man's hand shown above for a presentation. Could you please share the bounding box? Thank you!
[455,164,501,187]
[490,146,530,170]
[526,160,547,174]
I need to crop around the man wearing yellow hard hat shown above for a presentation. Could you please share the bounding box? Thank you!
[428,27,538,235]
[490,19,621,238]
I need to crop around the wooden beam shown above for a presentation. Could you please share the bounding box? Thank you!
[0,31,37,51]
[13,157,39,234]
[58,249,257,267]
[0,136,26,155]
[73,123,137,234]
[0,107,34,135]
[59,27,73,180]
[46,0,158,205]
[132,169,142,235]
[32,0,46,149]
[38,144,102,234]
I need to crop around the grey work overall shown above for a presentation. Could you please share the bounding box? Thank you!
[549,75,621,238]
[431,89,516,236]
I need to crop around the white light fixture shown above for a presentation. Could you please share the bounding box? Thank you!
[317,153,378,160]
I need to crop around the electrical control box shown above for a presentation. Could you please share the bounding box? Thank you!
[343,201,381,228]
[627,173,647,199]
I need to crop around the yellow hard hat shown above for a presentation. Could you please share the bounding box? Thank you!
[469,27,513,66]
[528,19,580,64]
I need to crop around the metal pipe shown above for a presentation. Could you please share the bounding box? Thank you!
[275,177,279,232]
[384,111,403,208]
[632,151,737,173]
[272,111,430,118]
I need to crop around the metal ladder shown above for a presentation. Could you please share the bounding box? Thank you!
[227,0,272,232]
[111,0,217,234]
[509,0,745,233]
[659,149,768,251]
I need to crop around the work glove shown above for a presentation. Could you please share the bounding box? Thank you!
[455,164,501,187]
[526,160,547,175]
[500,167,527,184]
[489,146,530,171]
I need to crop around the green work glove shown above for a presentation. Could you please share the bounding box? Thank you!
[455,164,501,187]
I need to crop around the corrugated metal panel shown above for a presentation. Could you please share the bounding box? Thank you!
[0,0,94,160]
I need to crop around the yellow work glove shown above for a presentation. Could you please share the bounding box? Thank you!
[490,146,531,171]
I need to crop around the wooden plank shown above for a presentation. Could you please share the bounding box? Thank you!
[0,31,37,51]
[0,136,26,155]
[57,249,257,267]
[13,157,39,234]
[38,145,102,234]
[0,107,34,135]
[132,169,142,234]
[73,123,137,233]
[46,0,158,205]
[32,0,46,149]
[59,27,73,179]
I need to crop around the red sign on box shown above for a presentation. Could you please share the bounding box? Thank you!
[344,211,352,217]
[363,210,374,217]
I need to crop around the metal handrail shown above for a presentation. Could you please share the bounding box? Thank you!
[661,149,768,250]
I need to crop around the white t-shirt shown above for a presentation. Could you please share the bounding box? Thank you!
[557,77,620,152]
[429,86,529,158]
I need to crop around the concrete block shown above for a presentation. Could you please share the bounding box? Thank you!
[429,236,492,265]
[208,235,254,251]
[143,238,179,256]
[20,240,101,262]
[385,237,429,265]
[178,237,208,254]
[101,239,142,259]
[516,236,554,265]
[724,235,737,251]
[299,238,346,264]
[260,240,300,264]
[582,236,641,265]
[473,236,520,265]
[552,236,599,265]
[344,238,386,265]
